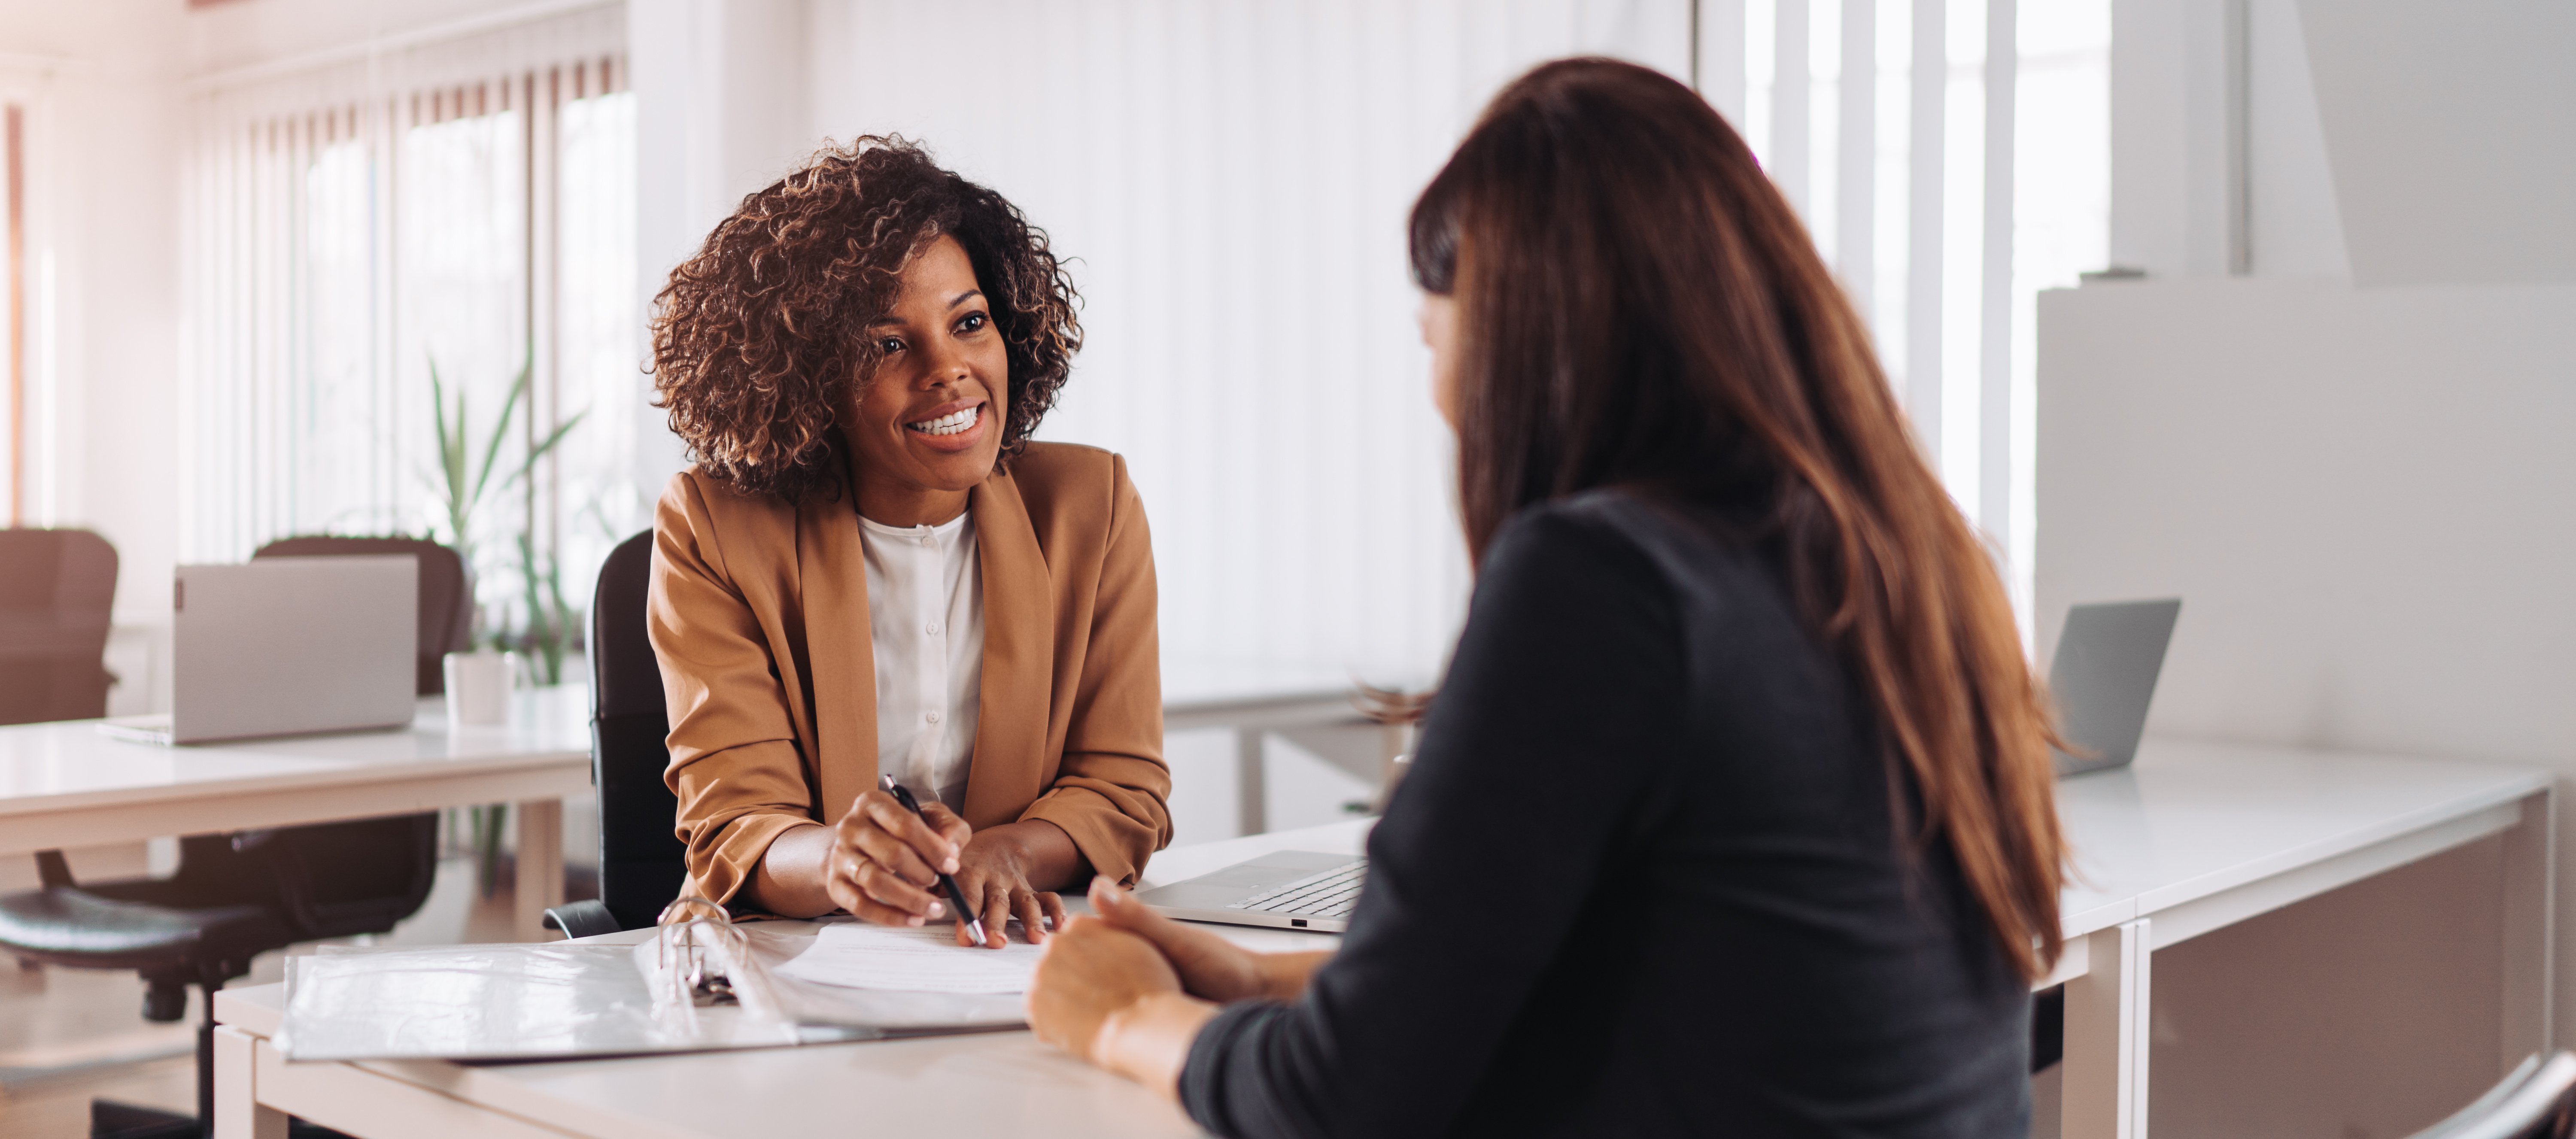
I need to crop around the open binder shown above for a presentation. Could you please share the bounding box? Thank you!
[276,898,1026,1062]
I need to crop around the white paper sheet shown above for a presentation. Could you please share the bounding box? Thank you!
[772,922,1043,994]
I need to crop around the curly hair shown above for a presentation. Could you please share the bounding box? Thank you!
[650,136,1082,501]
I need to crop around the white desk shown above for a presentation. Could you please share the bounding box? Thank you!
[0,686,594,942]
[207,740,2550,1139]
[210,823,1361,1139]
[2046,738,2552,1139]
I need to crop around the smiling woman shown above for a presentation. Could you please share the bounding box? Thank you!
[646,138,1170,948]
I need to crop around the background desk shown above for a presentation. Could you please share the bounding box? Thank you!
[1163,658,1388,837]
[208,740,2550,1139]
[2046,738,2551,1139]
[0,686,593,942]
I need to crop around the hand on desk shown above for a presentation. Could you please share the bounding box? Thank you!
[822,790,1075,948]
[1028,880,1335,1100]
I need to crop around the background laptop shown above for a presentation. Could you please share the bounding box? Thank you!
[2048,598,2183,777]
[101,556,418,745]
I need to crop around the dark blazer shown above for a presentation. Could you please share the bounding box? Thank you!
[1181,490,2032,1139]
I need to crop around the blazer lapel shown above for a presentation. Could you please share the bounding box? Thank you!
[962,468,1053,829]
[797,489,878,827]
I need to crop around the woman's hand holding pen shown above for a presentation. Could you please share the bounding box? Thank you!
[823,790,1074,948]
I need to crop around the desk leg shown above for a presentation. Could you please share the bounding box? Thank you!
[213,1025,288,1139]
[1235,729,1267,837]
[2502,787,2556,1071]
[2062,919,2151,1139]
[514,798,565,942]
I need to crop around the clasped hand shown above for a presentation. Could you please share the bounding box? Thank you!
[824,789,1070,948]
[1026,879,1331,1095]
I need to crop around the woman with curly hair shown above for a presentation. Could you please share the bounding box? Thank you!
[647,137,1168,947]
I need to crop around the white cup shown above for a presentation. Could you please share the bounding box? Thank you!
[443,650,526,729]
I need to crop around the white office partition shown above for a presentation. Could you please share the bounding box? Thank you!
[2035,277,2576,1130]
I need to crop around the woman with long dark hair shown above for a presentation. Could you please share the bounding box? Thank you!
[1026,58,2063,1135]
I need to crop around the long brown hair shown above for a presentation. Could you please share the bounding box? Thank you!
[1413,58,2064,979]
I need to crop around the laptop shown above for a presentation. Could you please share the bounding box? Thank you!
[2047,598,2182,778]
[100,556,419,745]
[1137,850,1366,932]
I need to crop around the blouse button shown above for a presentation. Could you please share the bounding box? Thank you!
[925,711,941,724]
[925,622,942,635]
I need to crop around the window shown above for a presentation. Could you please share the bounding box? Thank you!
[183,5,637,668]
[1724,0,2112,635]
[5,100,24,528]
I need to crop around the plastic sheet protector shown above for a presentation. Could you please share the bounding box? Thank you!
[276,921,1028,1063]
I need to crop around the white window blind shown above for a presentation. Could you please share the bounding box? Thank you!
[0,64,51,532]
[4,98,25,528]
[181,2,639,648]
[1717,0,2110,635]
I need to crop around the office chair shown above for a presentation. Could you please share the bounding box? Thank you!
[543,529,689,938]
[0,537,466,1139]
[2403,1051,2576,1139]
[253,535,475,695]
[0,528,119,726]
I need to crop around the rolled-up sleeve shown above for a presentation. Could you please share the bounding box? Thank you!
[650,476,819,906]
[1018,455,1173,886]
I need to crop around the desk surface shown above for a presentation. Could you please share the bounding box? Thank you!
[211,741,2548,1139]
[2054,736,2548,939]
[0,685,592,823]
[0,664,1354,815]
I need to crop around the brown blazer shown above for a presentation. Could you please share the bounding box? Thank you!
[649,442,1170,907]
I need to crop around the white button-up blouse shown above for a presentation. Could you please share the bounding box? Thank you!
[856,510,986,811]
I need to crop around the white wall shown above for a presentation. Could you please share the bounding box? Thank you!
[2297,0,2576,288]
[627,0,812,492]
[792,0,1690,680]
[0,0,189,711]
[2108,0,2346,281]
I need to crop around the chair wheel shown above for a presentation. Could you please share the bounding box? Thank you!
[140,979,187,1022]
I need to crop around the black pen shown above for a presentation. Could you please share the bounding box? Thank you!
[880,773,987,946]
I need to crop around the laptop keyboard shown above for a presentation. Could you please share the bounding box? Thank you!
[1228,861,1367,918]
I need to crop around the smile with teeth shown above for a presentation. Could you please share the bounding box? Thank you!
[906,405,981,437]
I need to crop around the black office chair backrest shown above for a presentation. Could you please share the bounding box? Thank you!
[240,536,458,936]
[592,530,688,930]
[253,535,472,695]
[0,528,119,725]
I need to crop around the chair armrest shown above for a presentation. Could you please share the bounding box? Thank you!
[542,899,623,939]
